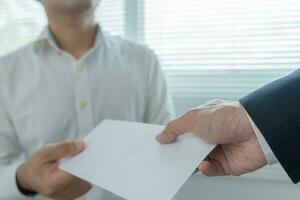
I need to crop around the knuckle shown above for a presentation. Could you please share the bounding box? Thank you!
[165,122,174,130]
[181,109,198,124]
[185,108,199,118]
[165,121,178,133]
[186,107,199,114]
[206,99,224,105]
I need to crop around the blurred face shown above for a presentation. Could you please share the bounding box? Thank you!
[42,0,100,13]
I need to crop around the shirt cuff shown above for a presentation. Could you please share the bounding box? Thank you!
[0,162,33,200]
[240,103,278,165]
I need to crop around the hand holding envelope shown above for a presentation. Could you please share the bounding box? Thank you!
[156,100,268,177]
[60,120,216,200]
[16,140,91,199]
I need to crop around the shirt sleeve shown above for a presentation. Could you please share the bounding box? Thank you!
[240,103,278,165]
[0,81,31,199]
[143,49,176,125]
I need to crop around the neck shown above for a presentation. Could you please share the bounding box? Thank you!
[47,10,98,59]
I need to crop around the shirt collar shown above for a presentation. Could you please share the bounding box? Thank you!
[36,24,104,53]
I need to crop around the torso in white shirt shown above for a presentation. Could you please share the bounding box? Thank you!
[0,27,174,200]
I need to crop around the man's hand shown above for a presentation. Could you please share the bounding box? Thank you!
[156,100,268,176]
[16,140,91,200]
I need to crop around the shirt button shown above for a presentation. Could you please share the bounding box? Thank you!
[80,101,89,109]
[77,64,84,71]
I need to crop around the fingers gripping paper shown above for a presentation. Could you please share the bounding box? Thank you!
[60,120,215,200]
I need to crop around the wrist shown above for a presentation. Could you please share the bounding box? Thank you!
[16,163,37,196]
[237,104,256,138]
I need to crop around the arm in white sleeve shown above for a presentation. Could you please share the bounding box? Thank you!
[0,85,31,199]
[143,49,175,125]
[240,103,278,165]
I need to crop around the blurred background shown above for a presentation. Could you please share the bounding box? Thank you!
[1,0,299,199]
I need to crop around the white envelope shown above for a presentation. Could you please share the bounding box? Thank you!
[60,120,215,200]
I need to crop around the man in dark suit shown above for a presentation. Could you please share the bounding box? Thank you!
[156,69,300,184]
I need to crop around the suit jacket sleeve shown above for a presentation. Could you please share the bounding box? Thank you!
[240,69,300,184]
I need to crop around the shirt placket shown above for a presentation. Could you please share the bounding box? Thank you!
[73,60,94,137]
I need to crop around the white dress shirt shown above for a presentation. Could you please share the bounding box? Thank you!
[241,104,278,165]
[0,26,175,200]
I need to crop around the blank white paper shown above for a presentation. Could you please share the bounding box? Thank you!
[60,120,216,200]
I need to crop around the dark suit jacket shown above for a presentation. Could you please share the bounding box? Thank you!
[240,69,300,184]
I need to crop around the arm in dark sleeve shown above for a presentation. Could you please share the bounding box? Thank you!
[240,69,300,184]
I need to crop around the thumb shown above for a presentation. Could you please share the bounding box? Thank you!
[198,160,225,177]
[197,147,226,176]
[40,140,85,161]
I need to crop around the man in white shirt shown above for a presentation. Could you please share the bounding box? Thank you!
[0,0,174,199]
